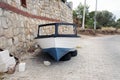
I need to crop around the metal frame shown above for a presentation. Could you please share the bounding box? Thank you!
[36,23,79,38]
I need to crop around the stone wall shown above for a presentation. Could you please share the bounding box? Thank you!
[0,0,72,22]
[0,0,73,58]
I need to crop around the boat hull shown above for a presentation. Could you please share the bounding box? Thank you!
[35,37,79,61]
[42,48,73,61]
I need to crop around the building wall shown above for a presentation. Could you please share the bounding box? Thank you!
[0,0,73,58]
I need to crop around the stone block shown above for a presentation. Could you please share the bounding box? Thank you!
[0,57,16,72]
[13,37,19,44]
[3,10,10,17]
[0,63,8,72]
[18,62,26,72]
[6,18,12,26]
[0,50,10,62]
[0,0,7,3]
[1,17,8,29]
[13,28,20,36]
[4,28,13,38]
[15,0,20,5]
[6,0,12,4]
[0,17,1,25]
[0,37,7,49]
[26,35,31,40]
[0,51,15,72]
[32,9,37,15]
[0,8,3,16]
[7,57,16,67]
[9,46,16,54]
[7,38,13,46]
[20,21,24,28]
[0,27,4,36]
[20,35,26,42]
[30,35,34,41]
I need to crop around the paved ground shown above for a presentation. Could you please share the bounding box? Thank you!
[3,35,120,80]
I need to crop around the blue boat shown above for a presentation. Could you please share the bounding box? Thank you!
[35,23,80,61]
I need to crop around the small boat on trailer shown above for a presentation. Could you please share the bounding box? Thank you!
[35,23,80,61]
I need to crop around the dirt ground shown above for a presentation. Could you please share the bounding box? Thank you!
[1,35,119,80]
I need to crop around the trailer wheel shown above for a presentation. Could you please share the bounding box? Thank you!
[71,50,78,57]
[60,53,71,61]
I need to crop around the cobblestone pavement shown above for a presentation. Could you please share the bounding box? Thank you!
[3,35,120,80]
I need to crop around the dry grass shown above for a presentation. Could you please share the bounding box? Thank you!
[101,27,116,31]
[78,27,120,36]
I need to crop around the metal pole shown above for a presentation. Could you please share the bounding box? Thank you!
[94,0,97,30]
[82,0,86,30]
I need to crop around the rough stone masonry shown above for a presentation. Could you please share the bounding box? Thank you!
[0,0,73,59]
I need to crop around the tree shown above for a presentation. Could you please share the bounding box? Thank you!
[96,10,116,27]
[116,18,120,27]
[89,11,95,19]
[73,10,77,19]
[73,3,89,27]
[86,11,95,29]
[87,11,101,29]
[73,10,81,27]
[114,18,120,32]
[73,3,116,29]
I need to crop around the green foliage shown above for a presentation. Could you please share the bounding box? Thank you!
[76,3,89,21]
[86,19,94,29]
[89,11,95,19]
[73,10,82,27]
[96,11,116,27]
[73,3,89,27]
[73,10,77,18]
[115,18,120,28]
[73,3,117,29]
[86,11,95,29]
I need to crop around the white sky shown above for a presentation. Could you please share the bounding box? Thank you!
[67,0,120,20]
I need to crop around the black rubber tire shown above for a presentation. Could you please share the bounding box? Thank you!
[60,53,71,61]
[71,50,78,57]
